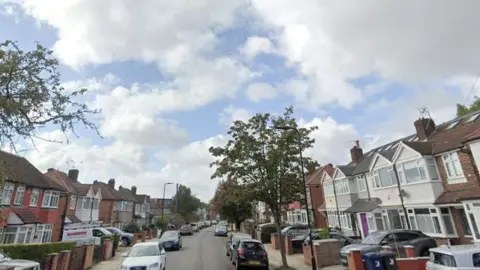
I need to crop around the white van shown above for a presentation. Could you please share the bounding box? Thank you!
[62,227,112,245]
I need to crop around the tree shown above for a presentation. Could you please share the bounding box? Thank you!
[214,178,253,231]
[0,41,100,148]
[457,96,480,117]
[209,106,318,267]
[170,184,202,222]
[155,214,170,228]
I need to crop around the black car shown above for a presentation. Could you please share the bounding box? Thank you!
[159,230,182,251]
[231,239,269,269]
[215,225,228,237]
[227,233,252,259]
[293,230,358,247]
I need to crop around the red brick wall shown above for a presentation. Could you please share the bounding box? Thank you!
[308,185,327,228]
[435,149,480,191]
[99,200,114,225]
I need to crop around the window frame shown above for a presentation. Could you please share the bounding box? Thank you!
[70,195,77,210]
[356,175,366,192]
[372,166,397,189]
[406,207,457,237]
[13,185,25,205]
[442,152,465,184]
[0,182,14,205]
[42,191,60,208]
[30,188,39,207]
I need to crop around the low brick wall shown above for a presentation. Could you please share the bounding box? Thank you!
[271,233,280,250]
[347,245,428,270]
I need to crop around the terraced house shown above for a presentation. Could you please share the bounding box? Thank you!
[323,110,480,245]
[132,186,151,227]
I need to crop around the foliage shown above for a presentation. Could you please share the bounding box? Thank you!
[209,106,318,267]
[316,229,330,239]
[457,96,480,117]
[141,224,148,231]
[0,242,75,265]
[170,184,202,222]
[155,214,170,228]
[0,41,100,149]
[122,221,141,233]
[212,178,253,231]
[112,234,120,250]
[148,223,155,229]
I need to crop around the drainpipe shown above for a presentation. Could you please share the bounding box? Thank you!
[392,166,410,229]
[363,173,371,200]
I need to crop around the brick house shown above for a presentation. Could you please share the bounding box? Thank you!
[114,186,136,229]
[306,164,334,229]
[93,179,120,227]
[132,186,150,227]
[0,151,67,244]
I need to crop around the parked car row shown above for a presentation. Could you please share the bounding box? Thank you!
[225,232,269,270]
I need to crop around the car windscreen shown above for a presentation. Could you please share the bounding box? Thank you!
[361,231,385,245]
[242,242,263,251]
[106,228,121,234]
[232,235,252,243]
[429,252,457,267]
[216,226,227,231]
[191,224,197,227]
[98,228,113,235]
[161,231,178,238]
[129,245,159,257]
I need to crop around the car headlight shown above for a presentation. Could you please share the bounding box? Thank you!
[120,265,128,270]
[148,263,159,269]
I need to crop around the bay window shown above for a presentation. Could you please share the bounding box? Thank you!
[327,210,352,229]
[0,182,14,205]
[35,224,53,243]
[464,203,480,240]
[42,191,60,208]
[334,178,349,194]
[324,181,334,196]
[396,157,439,184]
[442,152,464,183]
[373,166,397,188]
[13,186,25,205]
[0,226,35,244]
[356,175,366,192]
[406,207,456,236]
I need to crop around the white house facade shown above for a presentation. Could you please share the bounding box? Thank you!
[75,186,101,222]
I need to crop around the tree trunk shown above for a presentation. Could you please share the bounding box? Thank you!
[275,214,288,267]
[235,220,242,232]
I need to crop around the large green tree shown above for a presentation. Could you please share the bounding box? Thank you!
[170,184,202,222]
[209,106,318,267]
[214,178,253,231]
[457,96,480,117]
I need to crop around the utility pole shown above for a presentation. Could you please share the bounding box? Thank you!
[175,183,179,214]
[161,182,173,233]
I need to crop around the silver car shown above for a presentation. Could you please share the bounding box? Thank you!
[179,225,193,235]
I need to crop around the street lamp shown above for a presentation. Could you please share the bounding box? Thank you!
[274,125,317,270]
[161,182,174,231]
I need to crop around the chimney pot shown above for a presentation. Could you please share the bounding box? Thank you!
[68,169,79,182]
[414,118,436,140]
[350,142,364,164]
[132,186,137,194]
[47,168,55,172]
[108,178,115,189]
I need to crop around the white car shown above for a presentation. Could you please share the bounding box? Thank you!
[120,242,167,270]
[427,245,480,269]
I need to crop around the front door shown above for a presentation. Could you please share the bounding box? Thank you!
[360,213,369,237]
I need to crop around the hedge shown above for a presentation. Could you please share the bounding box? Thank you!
[101,234,120,249]
[0,242,75,263]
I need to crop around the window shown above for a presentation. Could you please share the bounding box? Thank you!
[83,197,90,209]
[387,209,403,229]
[323,181,334,196]
[42,191,60,208]
[117,201,130,211]
[473,253,480,267]
[429,252,457,267]
[442,152,464,181]
[334,178,350,194]
[396,160,427,184]
[0,182,14,205]
[367,215,375,230]
[93,198,99,210]
[0,227,17,244]
[35,224,53,243]
[441,208,455,235]
[445,120,459,130]
[16,226,34,243]
[464,203,480,239]
[426,158,439,180]
[13,186,25,205]
[30,189,39,207]
[70,195,77,210]
[374,213,385,230]
[356,175,366,192]
[373,167,397,188]
[458,208,472,236]
[407,208,455,236]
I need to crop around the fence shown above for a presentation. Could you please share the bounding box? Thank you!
[69,246,86,270]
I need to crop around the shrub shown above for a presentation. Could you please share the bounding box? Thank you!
[112,234,120,250]
[0,242,75,264]
[123,221,141,233]
[141,224,148,231]
[316,229,330,239]
[148,223,155,229]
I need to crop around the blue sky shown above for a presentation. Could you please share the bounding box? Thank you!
[1,1,479,201]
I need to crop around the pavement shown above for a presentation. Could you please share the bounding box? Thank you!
[90,226,344,270]
[264,244,344,270]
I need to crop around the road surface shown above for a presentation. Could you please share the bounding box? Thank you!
[166,226,235,270]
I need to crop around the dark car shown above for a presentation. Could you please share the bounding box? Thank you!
[226,233,252,259]
[340,230,437,267]
[159,230,182,251]
[215,225,228,237]
[280,224,309,236]
[293,230,358,247]
[104,227,134,246]
[231,239,269,269]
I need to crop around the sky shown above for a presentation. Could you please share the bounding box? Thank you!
[1,0,480,202]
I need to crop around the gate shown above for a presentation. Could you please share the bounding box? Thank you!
[69,246,86,270]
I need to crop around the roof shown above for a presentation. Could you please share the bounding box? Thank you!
[344,198,381,213]
[337,165,356,177]
[117,186,136,202]
[93,181,120,200]
[434,187,480,204]
[306,165,334,185]
[67,215,82,223]
[11,207,41,224]
[44,169,80,194]
[0,151,66,191]
[135,194,150,203]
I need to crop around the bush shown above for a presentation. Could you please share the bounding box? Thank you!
[0,242,75,264]
[112,234,120,250]
[123,221,141,233]
[148,223,155,229]
[141,224,148,231]
[316,229,330,239]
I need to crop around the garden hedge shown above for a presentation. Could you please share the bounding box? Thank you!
[0,242,75,263]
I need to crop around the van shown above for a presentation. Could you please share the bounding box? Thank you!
[62,227,112,245]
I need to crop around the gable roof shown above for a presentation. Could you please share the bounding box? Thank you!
[135,194,150,203]
[93,181,120,200]
[117,186,136,202]
[0,151,66,191]
[306,164,335,185]
[44,169,79,194]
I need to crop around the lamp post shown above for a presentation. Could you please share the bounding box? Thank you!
[161,182,174,231]
[274,125,317,270]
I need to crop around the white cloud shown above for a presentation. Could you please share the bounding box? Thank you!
[242,36,273,60]
[219,106,252,127]
[245,82,277,102]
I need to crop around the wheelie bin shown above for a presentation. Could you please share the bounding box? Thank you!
[363,251,398,270]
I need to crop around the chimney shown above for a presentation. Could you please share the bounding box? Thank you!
[414,118,436,140]
[108,178,115,189]
[68,169,79,182]
[47,168,55,172]
[132,186,137,194]
[350,141,363,164]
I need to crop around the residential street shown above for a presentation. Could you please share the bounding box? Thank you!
[166,226,234,270]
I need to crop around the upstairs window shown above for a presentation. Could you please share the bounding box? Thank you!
[396,159,427,184]
[13,186,25,205]
[356,175,366,192]
[323,181,334,196]
[442,152,464,183]
[373,166,397,188]
[42,191,60,208]
[30,189,39,207]
[70,195,77,210]
[334,178,349,194]
[0,182,14,205]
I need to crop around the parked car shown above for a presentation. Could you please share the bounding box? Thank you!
[180,225,193,236]
[62,227,112,246]
[230,239,269,269]
[215,225,229,237]
[120,242,167,270]
[0,252,40,270]
[104,227,134,246]
[293,230,358,247]
[212,220,218,225]
[280,224,309,236]
[427,245,480,269]
[226,233,253,259]
[340,230,437,267]
[159,230,182,251]
[190,223,199,232]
